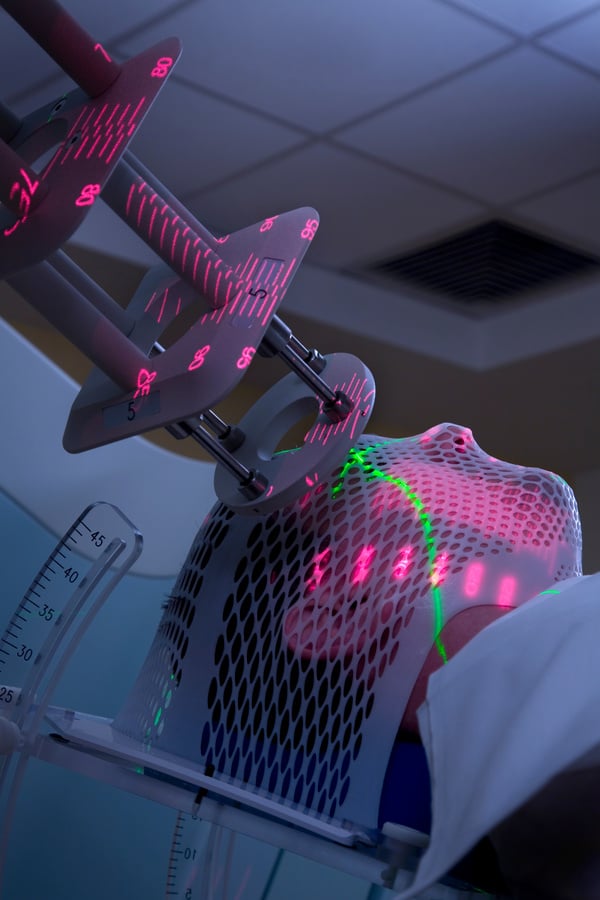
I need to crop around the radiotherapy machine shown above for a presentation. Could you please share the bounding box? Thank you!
[0,3,596,899]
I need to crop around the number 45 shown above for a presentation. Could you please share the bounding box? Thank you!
[90,531,105,548]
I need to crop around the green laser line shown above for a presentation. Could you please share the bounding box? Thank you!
[333,442,448,663]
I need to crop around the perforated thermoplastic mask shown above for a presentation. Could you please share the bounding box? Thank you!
[115,423,582,830]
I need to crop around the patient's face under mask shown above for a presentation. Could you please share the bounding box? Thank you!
[282,422,582,665]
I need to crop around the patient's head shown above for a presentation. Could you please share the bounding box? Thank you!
[283,423,581,653]
[115,424,582,825]
[280,422,582,729]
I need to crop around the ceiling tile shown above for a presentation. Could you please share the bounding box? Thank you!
[444,0,600,35]
[53,0,191,45]
[187,143,484,268]
[0,10,63,105]
[0,1,189,113]
[537,7,600,72]
[337,48,600,204]
[127,79,305,196]
[116,0,513,131]
[514,173,600,255]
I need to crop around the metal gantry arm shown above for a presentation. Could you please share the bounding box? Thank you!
[0,0,375,514]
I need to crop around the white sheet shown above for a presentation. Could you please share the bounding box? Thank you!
[396,573,600,897]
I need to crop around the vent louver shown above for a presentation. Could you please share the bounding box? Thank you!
[368,221,600,304]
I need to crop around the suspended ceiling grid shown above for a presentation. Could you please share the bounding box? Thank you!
[1,0,600,480]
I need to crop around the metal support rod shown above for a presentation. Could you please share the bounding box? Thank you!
[200,408,231,440]
[49,251,135,335]
[278,342,339,405]
[288,331,311,360]
[103,159,238,308]
[152,341,233,441]
[0,102,21,144]
[178,419,267,499]
[152,341,251,482]
[287,333,326,372]
[260,317,350,420]
[124,151,219,252]
[0,0,121,98]
[182,420,250,480]
[6,263,147,390]
[0,138,48,217]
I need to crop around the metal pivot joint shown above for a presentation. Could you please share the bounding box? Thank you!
[215,352,376,515]
[149,341,263,497]
[169,417,267,501]
[260,316,353,423]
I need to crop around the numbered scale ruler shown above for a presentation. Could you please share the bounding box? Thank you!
[166,812,285,900]
[165,813,484,900]
[0,502,142,895]
[0,501,141,716]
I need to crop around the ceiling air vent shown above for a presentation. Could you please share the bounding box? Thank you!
[367,220,600,304]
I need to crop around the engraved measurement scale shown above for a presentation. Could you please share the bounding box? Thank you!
[166,811,284,900]
[0,502,142,892]
[0,502,141,720]
[164,811,477,900]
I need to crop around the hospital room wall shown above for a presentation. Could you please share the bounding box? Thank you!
[572,469,600,574]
